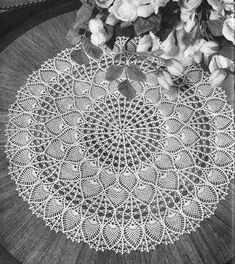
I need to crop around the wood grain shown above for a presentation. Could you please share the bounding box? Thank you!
[0,11,234,264]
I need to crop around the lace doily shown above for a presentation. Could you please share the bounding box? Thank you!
[5,37,234,254]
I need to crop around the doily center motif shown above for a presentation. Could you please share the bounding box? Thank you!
[80,94,162,173]
[5,37,234,254]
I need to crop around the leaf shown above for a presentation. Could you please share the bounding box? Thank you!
[219,45,235,60]
[66,29,82,45]
[84,39,103,60]
[127,64,146,82]
[105,65,124,82]
[206,20,223,37]
[73,3,93,29]
[118,80,137,100]
[105,24,116,50]
[70,49,90,65]
[134,14,161,36]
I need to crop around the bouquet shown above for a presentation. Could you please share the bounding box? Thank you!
[67,0,235,89]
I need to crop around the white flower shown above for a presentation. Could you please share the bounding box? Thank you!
[180,8,193,22]
[184,12,196,33]
[156,70,173,90]
[150,0,169,14]
[209,54,234,73]
[165,59,184,76]
[209,69,227,87]
[106,14,119,25]
[162,31,180,58]
[137,4,154,18]
[184,39,218,64]
[109,0,152,22]
[91,30,107,45]
[136,35,152,52]
[222,17,235,45]
[95,0,114,8]
[181,0,202,11]
[89,18,104,34]
[207,0,223,13]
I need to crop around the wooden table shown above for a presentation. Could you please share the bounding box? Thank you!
[0,10,234,264]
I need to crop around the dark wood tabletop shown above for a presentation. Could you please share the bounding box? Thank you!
[0,8,234,264]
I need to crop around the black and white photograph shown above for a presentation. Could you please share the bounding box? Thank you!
[0,0,234,263]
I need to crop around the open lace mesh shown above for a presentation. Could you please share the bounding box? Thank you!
[5,37,235,253]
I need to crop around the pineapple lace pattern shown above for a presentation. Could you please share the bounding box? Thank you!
[5,37,235,254]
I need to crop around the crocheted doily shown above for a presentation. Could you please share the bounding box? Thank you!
[5,37,234,254]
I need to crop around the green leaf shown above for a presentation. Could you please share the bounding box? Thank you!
[118,80,137,100]
[134,14,161,36]
[207,20,223,37]
[73,3,93,29]
[70,49,90,65]
[127,64,146,82]
[66,29,82,45]
[105,65,124,82]
[219,45,235,60]
[84,39,103,60]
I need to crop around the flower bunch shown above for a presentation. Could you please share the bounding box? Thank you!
[67,0,235,88]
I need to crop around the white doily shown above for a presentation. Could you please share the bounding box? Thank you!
[5,37,235,254]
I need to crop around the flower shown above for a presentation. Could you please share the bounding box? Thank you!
[209,54,234,73]
[184,39,218,64]
[157,30,180,59]
[222,17,235,45]
[108,0,153,22]
[106,14,119,25]
[156,70,173,90]
[180,0,202,11]
[184,12,196,33]
[150,0,170,14]
[165,59,184,76]
[89,18,104,34]
[136,35,152,52]
[95,0,114,8]
[91,30,107,45]
[209,69,227,87]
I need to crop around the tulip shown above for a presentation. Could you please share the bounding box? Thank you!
[90,30,107,46]
[156,70,173,90]
[165,59,184,76]
[209,69,227,87]
[136,34,152,52]
[89,18,104,34]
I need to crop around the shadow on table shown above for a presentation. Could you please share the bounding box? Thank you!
[0,0,81,53]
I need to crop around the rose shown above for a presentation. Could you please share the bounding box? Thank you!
[95,0,114,8]
[222,17,235,45]
[91,30,107,45]
[109,0,138,22]
[108,0,153,22]
[89,18,104,34]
